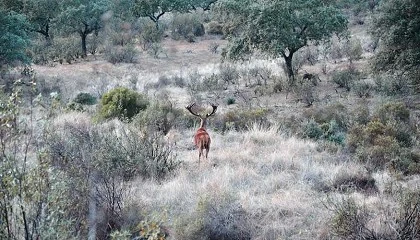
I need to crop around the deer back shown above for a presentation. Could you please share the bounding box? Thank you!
[194,127,211,148]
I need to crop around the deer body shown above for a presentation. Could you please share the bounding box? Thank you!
[186,103,217,163]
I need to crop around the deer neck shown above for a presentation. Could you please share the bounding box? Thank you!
[199,118,207,129]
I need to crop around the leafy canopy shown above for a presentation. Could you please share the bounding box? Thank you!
[218,0,347,80]
[371,0,420,86]
[0,10,31,67]
[221,0,348,59]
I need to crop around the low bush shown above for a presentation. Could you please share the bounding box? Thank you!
[132,99,184,135]
[302,119,345,145]
[331,67,362,91]
[326,190,420,239]
[347,102,416,173]
[73,92,97,105]
[170,13,205,41]
[219,64,240,85]
[353,80,373,98]
[374,74,410,96]
[98,87,149,121]
[303,102,350,130]
[139,21,164,51]
[104,45,138,64]
[215,109,269,132]
[174,193,253,240]
[206,21,224,35]
[332,171,377,193]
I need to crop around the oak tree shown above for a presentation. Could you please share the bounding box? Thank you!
[218,0,348,82]
[371,0,420,88]
[55,0,110,57]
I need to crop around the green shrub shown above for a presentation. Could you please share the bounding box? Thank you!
[73,92,97,105]
[331,67,361,91]
[374,74,410,96]
[303,119,323,140]
[206,21,224,35]
[170,13,205,40]
[174,193,253,240]
[139,21,164,51]
[216,109,269,132]
[303,102,350,130]
[132,100,184,135]
[303,119,345,145]
[342,37,363,63]
[134,219,167,240]
[104,45,138,64]
[346,110,416,172]
[353,80,373,98]
[327,190,420,239]
[98,87,148,121]
[376,102,410,123]
[219,64,240,85]
[226,97,235,105]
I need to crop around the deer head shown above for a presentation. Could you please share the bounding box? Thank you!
[186,103,218,163]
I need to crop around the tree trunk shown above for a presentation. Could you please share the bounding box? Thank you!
[284,52,295,84]
[81,32,87,58]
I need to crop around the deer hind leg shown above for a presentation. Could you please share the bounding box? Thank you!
[205,146,210,159]
[198,147,203,164]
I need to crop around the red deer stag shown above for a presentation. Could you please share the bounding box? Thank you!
[186,103,218,163]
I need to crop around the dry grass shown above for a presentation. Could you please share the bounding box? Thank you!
[122,123,381,239]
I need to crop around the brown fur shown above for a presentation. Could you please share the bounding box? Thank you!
[194,128,211,161]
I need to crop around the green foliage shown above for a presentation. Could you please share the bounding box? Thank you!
[342,37,363,63]
[74,92,97,105]
[23,0,60,44]
[353,80,373,98]
[347,102,417,173]
[174,193,252,240]
[55,0,110,57]
[303,118,323,140]
[206,21,224,35]
[226,97,235,105]
[139,20,164,51]
[98,87,149,121]
[170,13,205,41]
[132,0,191,28]
[0,10,31,68]
[218,0,348,81]
[374,74,410,96]
[110,230,131,240]
[303,102,350,130]
[219,64,240,85]
[371,0,420,87]
[331,67,362,91]
[303,119,346,145]
[104,44,139,64]
[132,99,184,135]
[376,102,410,123]
[136,219,167,240]
[216,108,269,132]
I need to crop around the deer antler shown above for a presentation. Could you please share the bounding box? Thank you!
[186,103,202,118]
[206,104,218,117]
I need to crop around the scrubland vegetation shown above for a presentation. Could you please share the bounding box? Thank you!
[1,0,419,239]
